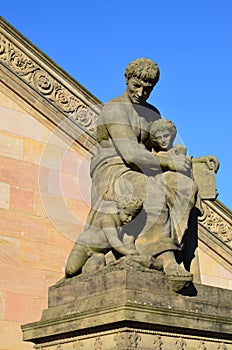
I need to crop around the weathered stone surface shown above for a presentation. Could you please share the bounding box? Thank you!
[22,260,232,347]
[23,328,232,350]
[192,161,217,199]
[1,16,231,350]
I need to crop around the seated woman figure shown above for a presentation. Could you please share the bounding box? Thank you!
[66,58,218,292]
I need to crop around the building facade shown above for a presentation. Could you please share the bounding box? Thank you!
[0,17,231,350]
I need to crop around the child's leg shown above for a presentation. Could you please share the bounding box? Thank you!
[82,253,106,274]
[65,244,89,277]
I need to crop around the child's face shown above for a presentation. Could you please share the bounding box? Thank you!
[152,129,173,151]
[118,208,138,225]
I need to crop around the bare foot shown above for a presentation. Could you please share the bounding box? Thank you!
[164,262,192,277]
[164,262,193,292]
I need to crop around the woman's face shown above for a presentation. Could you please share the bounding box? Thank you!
[126,77,154,105]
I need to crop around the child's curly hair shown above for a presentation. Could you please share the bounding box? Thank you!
[150,119,177,144]
[116,194,143,211]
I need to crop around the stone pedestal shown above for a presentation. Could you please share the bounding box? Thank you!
[22,260,232,349]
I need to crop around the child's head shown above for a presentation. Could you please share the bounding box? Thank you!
[150,119,177,151]
[116,195,143,225]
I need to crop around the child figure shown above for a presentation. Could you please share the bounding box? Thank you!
[150,119,188,161]
[65,195,143,277]
[149,119,199,246]
[149,119,219,283]
[150,119,218,174]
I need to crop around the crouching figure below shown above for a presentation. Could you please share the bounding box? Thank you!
[65,195,143,277]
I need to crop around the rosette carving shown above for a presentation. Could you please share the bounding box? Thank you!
[33,70,54,95]
[72,104,95,128]
[55,88,78,112]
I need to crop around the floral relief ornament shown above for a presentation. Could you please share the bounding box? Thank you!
[114,331,141,348]
[0,33,97,132]
[153,335,163,350]
[199,202,232,248]
[175,338,187,350]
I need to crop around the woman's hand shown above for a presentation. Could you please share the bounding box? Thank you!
[158,154,192,174]
[192,155,219,173]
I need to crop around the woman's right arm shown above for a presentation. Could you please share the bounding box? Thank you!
[101,103,191,174]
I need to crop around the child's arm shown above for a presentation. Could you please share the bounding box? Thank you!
[101,217,138,255]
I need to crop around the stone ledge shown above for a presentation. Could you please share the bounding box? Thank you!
[22,263,232,344]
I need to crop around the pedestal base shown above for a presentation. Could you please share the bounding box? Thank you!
[22,259,232,349]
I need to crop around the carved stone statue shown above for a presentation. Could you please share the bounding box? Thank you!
[65,58,218,292]
[65,195,143,277]
[149,118,218,243]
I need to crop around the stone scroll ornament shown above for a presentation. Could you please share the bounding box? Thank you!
[0,33,98,133]
[199,202,232,248]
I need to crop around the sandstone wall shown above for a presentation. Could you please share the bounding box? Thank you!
[0,89,91,349]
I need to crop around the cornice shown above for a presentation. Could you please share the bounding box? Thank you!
[199,200,232,249]
[0,17,102,147]
[198,222,232,273]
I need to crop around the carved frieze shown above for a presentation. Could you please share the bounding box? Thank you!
[175,338,187,350]
[199,201,232,248]
[72,340,83,350]
[0,33,98,134]
[114,331,141,349]
[153,335,163,350]
[94,336,103,350]
[217,344,229,350]
[197,342,207,350]
[32,330,232,350]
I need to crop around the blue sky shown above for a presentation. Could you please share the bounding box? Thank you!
[1,0,232,209]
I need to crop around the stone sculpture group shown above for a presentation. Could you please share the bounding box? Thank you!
[65,58,218,292]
